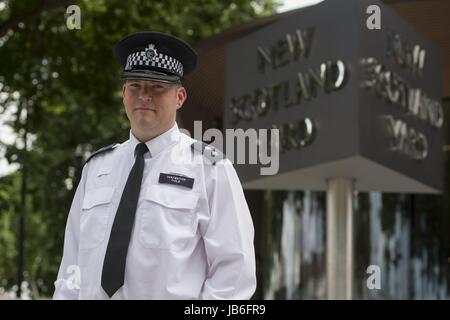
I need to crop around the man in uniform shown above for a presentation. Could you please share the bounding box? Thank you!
[53,31,256,299]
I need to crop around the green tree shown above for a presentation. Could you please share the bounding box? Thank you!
[0,0,280,298]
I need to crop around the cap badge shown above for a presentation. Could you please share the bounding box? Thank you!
[145,44,157,61]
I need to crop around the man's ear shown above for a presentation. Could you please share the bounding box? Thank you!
[122,82,127,98]
[176,86,187,110]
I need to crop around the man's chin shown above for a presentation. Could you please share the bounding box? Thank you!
[137,120,158,130]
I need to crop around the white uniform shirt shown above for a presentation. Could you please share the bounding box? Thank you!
[53,123,256,299]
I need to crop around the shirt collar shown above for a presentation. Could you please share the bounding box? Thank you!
[129,122,180,159]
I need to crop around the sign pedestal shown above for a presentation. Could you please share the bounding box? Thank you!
[326,178,354,299]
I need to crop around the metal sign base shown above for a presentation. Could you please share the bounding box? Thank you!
[326,177,354,299]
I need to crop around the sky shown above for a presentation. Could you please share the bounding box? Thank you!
[277,0,324,12]
[0,0,325,177]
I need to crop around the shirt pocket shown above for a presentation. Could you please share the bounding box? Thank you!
[139,184,199,251]
[80,186,115,250]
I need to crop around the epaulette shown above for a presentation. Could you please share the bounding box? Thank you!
[190,141,225,165]
[85,143,120,164]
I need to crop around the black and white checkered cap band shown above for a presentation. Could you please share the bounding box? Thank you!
[124,51,184,76]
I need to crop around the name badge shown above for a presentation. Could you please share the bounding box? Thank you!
[159,173,194,189]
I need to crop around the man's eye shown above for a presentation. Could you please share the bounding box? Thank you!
[130,83,140,88]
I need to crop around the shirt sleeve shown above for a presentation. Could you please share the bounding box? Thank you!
[199,159,256,300]
[52,164,88,300]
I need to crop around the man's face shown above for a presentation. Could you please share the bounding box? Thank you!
[122,79,186,136]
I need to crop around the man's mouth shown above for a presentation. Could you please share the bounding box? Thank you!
[135,107,156,111]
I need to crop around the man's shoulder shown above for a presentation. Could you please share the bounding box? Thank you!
[85,142,122,165]
[187,138,226,166]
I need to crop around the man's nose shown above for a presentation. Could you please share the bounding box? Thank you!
[138,88,152,101]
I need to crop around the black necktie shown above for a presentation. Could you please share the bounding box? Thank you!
[101,142,149,298]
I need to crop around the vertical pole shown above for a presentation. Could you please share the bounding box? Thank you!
[17,164,26,298]
[17,107,28,299]
[326,177,354,299]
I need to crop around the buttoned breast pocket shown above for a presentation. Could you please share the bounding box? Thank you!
[139,185,199,251]
[80,187,115,250]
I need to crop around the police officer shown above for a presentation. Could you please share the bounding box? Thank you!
[53,31,256,299]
